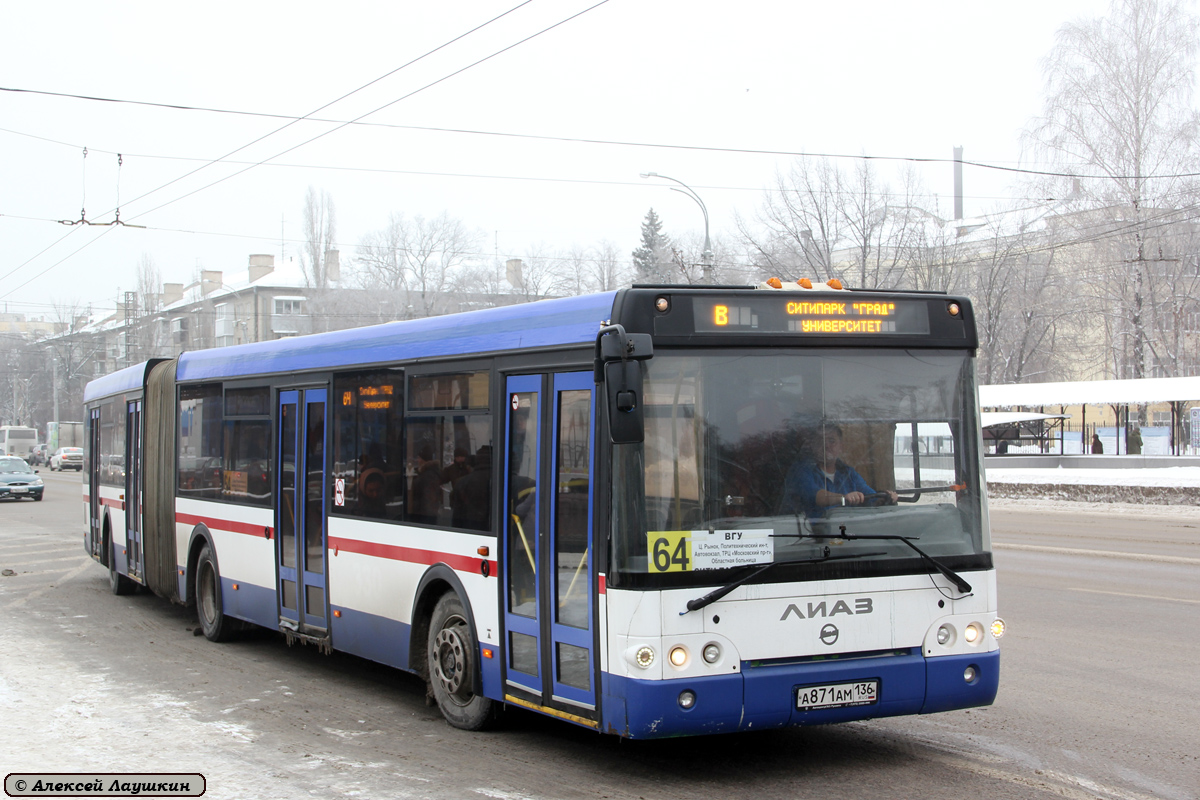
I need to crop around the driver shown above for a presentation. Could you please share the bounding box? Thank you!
[780,423,897,517]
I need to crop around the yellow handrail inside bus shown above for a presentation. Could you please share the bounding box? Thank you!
[560,548,588,607]
[510,513,536,574]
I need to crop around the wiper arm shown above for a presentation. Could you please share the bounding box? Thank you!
[821,524,972,594]
[681,547,886,615]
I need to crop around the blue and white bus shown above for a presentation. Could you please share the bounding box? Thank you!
[83,282,1002,738]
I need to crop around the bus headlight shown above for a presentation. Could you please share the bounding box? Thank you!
[678,690,696,709]
[991,618,1006,639]
[634,646,655,669]
[703,643,721,664]
[964,622,983,645]
[669,646,688,667]
[936,624,954,646]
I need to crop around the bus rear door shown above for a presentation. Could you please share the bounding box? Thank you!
[502,372,598,723]
[124,399,143,581]
[87,408,102,560]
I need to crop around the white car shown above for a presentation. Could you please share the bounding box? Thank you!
[50,447,84,471]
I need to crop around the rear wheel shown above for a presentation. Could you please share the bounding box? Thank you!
[109,540,135,595]
[427,593,494,730]
[196,544,235,642]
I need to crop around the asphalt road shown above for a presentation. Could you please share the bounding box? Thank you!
[2,476,1196,800]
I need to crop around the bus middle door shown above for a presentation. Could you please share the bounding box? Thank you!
[276,388,330,639]
[502,372,598,722]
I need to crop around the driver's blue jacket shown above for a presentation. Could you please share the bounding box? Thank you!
[779,459,875,518]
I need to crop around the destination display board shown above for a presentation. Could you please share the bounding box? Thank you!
[691,296,932,336]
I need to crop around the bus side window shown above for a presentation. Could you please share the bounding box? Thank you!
[332,371,405,521]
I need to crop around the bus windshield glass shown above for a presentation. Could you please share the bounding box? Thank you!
[611,349,987,580]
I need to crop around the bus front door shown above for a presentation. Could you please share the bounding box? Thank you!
[276,389,329,637]
[503,372,598,720]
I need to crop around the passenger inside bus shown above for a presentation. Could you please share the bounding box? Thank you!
[779,423,898,518]
[450,445,492,531]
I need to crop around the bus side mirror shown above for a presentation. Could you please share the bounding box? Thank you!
[595,327,653,445]
[605,360,645,444]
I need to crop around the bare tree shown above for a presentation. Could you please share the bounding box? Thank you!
[740,157,925,288]
[301,186,338,290]
[133,253,169,359]
[1025,0,1200,383]
[588,240,630,291]
[352,212,482,318]
[510,244,570,302]
[740,158,842,280]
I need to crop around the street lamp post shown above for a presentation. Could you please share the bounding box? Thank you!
[640,172,714,284]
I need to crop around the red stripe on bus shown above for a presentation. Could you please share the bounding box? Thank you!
[176,512,273,538]
[599,574,606,594]
[328,536,496,575]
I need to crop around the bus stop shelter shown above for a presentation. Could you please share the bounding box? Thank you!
[979,376,1200,456]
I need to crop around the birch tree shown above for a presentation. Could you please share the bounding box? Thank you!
[1025,0,1200,381]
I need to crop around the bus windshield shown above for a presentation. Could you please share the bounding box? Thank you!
[611,349,988,581]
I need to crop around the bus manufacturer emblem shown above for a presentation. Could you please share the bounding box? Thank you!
[819,624,839,646]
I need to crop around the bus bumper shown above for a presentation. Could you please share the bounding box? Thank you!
[601,650,999,739]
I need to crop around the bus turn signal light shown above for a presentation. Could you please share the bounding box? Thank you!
[477,546,490,556]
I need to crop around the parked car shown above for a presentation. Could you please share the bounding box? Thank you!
[50,447,84,471]
[0,456,44,501]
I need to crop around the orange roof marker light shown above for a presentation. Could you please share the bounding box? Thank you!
[759,277,820,291]
[826,278,844,290]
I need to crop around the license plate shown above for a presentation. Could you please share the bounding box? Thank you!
[796,680,878,711]
[11,487,27,493]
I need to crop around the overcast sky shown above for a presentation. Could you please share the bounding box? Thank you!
[0,0,1106,316]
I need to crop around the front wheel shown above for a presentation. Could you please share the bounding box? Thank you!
[196,544,235,642]
[427,593,494,730]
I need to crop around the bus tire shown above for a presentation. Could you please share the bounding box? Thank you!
[427,592,494,731]
[109,540,135,596]
[196,544,235,642]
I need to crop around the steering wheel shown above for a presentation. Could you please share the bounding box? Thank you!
[862,491,895,507]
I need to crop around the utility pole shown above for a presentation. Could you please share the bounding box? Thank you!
[52,352,60,449]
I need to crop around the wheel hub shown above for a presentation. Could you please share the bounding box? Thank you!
[433,625,468,697]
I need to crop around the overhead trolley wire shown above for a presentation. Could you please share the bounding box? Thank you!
[124,0,614,223]
[115,0,537,216]
[4,83,1199,182]
[0,0,560,298]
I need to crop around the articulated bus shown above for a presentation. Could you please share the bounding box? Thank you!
[83,284,1002,738]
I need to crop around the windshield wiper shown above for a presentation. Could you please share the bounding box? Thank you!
[815,525,972,594]
[681,547,886,615]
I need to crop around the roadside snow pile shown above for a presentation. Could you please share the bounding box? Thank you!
[986,467,1200,487]
[985,466,1200,504]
